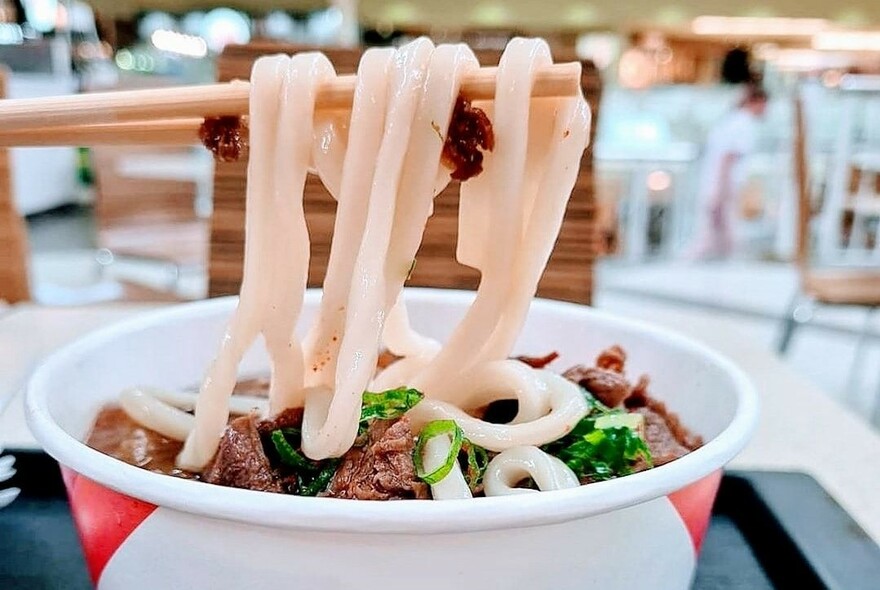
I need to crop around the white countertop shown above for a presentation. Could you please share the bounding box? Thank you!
[1,301,878,543]
[0,303,165,439]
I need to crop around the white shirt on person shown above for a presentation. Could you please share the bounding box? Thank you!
[697,108,761,205]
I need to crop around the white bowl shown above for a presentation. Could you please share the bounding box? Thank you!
[26,289,758,590]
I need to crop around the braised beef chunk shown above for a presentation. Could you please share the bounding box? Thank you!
[626,375,651,408]
[564,346,655,409]
[596,345,627,373]
[514,351,560,369]
[203,414,284,493]
[633,408,690,466]
[646,398,703,450]
[563,366,631,408]
[564,345,635,407]
[326,417,429,500]
[633,399,702,467]
[87,406,193,479]
[257,407,304,436]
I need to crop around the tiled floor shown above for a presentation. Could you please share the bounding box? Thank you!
[23,207,880,430]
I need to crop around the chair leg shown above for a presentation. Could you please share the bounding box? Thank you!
[873,361,880,429]
[777,293,812,355]
[94,248,115,280]
[862,307,880,428]
[844,307,876,410]
[850,169,873,251]
[164,263,182,291]
[872,217,880,261]
[850,211,868,251]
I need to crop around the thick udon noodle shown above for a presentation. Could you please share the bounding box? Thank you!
[120,38,592,498]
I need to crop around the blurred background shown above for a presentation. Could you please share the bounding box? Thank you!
[1,0,880,429]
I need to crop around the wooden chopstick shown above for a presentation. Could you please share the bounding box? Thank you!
[0,119,203,147]
[0,63,581,136]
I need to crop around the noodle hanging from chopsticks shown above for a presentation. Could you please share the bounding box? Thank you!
[117,39,591,486]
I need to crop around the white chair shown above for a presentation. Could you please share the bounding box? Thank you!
[847,152,880,256]
[778,95,880,426]
[816,77,880,261]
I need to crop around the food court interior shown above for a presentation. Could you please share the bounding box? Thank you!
[2,0,880,435]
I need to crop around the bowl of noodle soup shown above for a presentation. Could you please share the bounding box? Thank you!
[26,37,756,589]
[27,289,758,590]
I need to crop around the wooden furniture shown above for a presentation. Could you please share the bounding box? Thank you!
[0,68,194,304]
[817,77,880,259]
[778,95,880,422]
[0,67,31,304]
[846,152,880,254]
[92,146,209,273]
[208,43,601,303]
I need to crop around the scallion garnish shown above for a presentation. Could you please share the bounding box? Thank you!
[297,461,339,496]
[270,430,318,472]
[461,439,489,491]
[360,387,424,422]
[270,429,338,495]
[593,412,644,432]
[413,420,464,485]
[542,414,652,481]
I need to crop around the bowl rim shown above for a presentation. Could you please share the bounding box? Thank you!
[25,288,759,535]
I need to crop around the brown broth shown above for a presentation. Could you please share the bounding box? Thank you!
[86,378,271,478]
[87,406,191,478]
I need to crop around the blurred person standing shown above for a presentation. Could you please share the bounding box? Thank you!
[720,47,753,84]
[686,84,768,260]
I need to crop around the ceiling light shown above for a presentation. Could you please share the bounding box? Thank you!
[692,16,830,37]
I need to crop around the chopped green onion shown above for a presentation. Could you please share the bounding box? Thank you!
[461,440,489,491]
[582,388,614,414]
[413,420,464,485]
[270,430,318,472]
[298,461,339,496]
[543,415,652,481]
[269,429,338,496]
[594,413,644,431]
[360,387,424,422]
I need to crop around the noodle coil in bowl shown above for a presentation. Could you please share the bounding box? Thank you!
[26,289,758,589]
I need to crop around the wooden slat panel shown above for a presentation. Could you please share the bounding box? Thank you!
[92,146,208,268]
[0,67,31,303]
[209,43,600,303]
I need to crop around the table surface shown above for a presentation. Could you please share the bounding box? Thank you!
[1,301,878,544]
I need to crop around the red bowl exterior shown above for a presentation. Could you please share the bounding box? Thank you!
[61,467,158,584]
[61,465,722,587]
